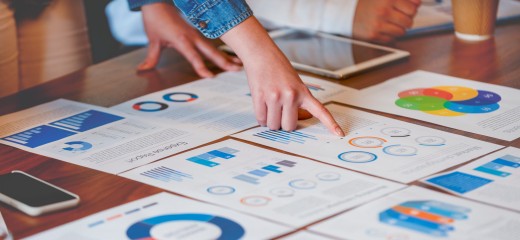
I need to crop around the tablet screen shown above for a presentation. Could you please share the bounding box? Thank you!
[273,31,393,71]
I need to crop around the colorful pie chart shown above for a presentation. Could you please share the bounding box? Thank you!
[396,86,501,116]
[163,92,198,102]
[133,101,168,112]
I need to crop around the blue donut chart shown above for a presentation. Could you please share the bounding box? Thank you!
[126,214,245,240]
[63,141,93,151]
[163,92,198,102]
[133,101,168,112]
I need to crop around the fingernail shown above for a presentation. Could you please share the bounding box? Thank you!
[335,126,345,137]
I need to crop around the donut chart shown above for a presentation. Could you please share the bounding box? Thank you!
[396,86,501,116]
[338,151,378,163]
[132,101,168,112]
[126,214,245,240]
[163,92,198,102]
[63,141,93,151]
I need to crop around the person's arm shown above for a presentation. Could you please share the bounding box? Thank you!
[220,17,344,135]
[140,0,343,135]
[126,0,242,76]
[127,0,173,11]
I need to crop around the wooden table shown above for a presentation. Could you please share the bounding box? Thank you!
[1,21,519,239]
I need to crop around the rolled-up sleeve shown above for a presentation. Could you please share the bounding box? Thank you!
[127,0,173,11]
[173,0,253,39]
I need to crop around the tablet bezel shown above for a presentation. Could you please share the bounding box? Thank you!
[220,29,410,79]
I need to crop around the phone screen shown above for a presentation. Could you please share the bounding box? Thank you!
[0,172,76,207]
[273,31,393,71]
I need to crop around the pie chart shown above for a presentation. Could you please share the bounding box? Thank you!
[126,214,245,240]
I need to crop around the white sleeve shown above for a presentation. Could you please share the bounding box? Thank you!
[247,0,358,36]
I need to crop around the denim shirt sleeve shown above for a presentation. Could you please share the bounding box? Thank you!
[173,0,253,39]
[127,0,173,11]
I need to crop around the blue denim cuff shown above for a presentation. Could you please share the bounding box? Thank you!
[175,0,253,39]
[127,0,174,11]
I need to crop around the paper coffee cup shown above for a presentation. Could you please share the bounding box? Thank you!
[452,0,499,41]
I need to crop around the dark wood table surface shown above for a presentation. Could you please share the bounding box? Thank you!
[1,21,519,239]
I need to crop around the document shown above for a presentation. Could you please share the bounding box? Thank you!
[280,231,335,240]
[210,70,357,103]
[110,75,258,136]
[333,70,520,141]
[233,103,502,183]
[0,99,218,174]
[409,0,520,35]
[27,192,291,239]
[111,71,356,137]
[121,139,404,227]
[422,147,520,212]
[311,186,520,240]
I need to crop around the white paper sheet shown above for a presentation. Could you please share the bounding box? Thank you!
[110,71,356,137]
[210,70,356,103]
[280,231,335,240]
[27,192,291,240]
[233,103,502,183]
[0,99,218,174]
[422,147,520,212]
[110,75,258,136]
[333,70,520,141]
[311,186,520,240]
[121,139,404,227]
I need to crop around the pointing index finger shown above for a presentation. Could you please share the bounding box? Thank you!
[302,97,345,137]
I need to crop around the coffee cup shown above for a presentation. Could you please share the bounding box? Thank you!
[452,0,500,41]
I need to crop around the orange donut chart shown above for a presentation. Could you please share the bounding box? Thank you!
[349,136,387,148]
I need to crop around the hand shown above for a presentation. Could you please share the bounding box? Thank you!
[139,3,242,77]
[221,18,345,136]
[353,0,421,42]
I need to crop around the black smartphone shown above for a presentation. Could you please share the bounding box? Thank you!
[0,171,79,216]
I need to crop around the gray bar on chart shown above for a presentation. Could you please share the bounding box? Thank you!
[233,174,259,184]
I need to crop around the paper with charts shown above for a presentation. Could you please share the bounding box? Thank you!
[27,192,290,240]
[111,71,355,136]
[280,231,335,240]
[213,70,355,103]
[233,103,502,183]
[0,99,218,174]
[121,139,404,227]
[333,70,520,141]
[310,186,520,240]
[423,147,520,212]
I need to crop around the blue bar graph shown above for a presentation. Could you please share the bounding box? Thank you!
[473,155,520,177]
[253,130,318,145]
[474,166,511,177]
[248,170,269,177]
[262,165,282,173]
[186,147,239,167]
[207,150,235,159]
[400,201,469,219]
[140,166,193,182]
[492,159,520,168]
[380,209,451,237]
[2,125,76,148]
[380,200,470,237]
[233,174,259,184]
[50,110,124,132]
[501,154,520,163]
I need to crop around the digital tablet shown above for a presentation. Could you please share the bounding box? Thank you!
[220,29,410,79]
